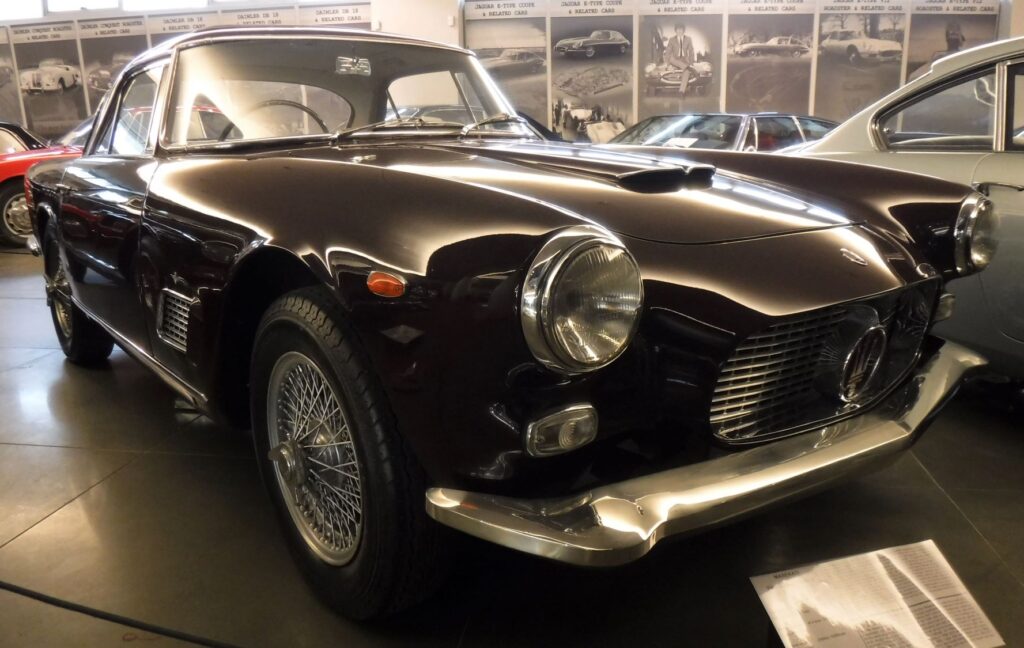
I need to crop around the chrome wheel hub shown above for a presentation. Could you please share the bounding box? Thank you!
[267,351,363,566]
[3,194,31,237]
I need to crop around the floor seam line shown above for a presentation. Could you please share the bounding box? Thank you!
[910,450,1024,591]
[0,454,139,552]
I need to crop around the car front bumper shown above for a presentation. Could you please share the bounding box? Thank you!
[426,341,984,566]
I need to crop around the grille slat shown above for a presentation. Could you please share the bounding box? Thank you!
[710,307,844,441]
[158,290,192,352]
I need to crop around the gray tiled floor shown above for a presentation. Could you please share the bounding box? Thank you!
[0,251,1021,647]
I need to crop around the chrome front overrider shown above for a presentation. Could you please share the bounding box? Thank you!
[425,342,984,566]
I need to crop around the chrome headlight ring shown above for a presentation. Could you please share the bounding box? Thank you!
[953,193,998,275]
[521,226,644,374]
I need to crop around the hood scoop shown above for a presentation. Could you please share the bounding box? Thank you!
[616,166,715,193]
[442,142,716,193]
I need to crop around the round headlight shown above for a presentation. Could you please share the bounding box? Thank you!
[522,227,643,373]
[954,193,999,274]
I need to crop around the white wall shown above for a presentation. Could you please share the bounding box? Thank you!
[1011,0,1024,37]
[371,0,461,46]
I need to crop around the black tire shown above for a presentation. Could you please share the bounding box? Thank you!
[58,78,66,93]
[585,46,596,58]
[43,230,114,365]
[251,287,450,620]
[848,46,861,66]
[619,44,627,55]
[0,181,30,246]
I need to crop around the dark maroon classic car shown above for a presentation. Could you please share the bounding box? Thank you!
[26,27,993,619]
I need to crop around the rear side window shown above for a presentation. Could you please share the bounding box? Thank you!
[878,68,996,151]
[797,118,833,141]
[754,117,802,151]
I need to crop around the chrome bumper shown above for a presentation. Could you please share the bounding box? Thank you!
[426,342,984,566]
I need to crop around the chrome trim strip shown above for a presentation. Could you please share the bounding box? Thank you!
[426,342,985,566]
[71,296,206,408]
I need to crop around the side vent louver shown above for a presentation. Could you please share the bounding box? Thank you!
[158,289,193,353]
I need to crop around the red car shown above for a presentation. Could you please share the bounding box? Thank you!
[0,119,90,246]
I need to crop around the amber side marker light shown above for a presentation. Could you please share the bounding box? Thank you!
[367,271,405,298]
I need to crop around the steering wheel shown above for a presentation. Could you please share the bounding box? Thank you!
[217,99,329,141]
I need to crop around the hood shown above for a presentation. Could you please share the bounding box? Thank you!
[557,37,587,46]
[293,140,858,245]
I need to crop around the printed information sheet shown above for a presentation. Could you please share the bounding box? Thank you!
[751,540,1004,648]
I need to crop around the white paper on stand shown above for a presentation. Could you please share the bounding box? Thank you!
[751,540,1004,648]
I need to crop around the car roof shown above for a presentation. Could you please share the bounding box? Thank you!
[142,26,469,61]
[930,35,1024,77]
[645,112,835,123]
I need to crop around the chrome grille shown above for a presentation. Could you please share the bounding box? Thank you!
[709,283,937,444]
[711,308,846,441]
[158,289,192,353]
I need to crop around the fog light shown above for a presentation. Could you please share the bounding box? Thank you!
[525,404,598,457]
[934,292,955,322]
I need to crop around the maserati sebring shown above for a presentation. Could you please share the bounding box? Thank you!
[27,27,990,619]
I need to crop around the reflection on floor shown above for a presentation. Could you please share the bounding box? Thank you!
[0,250,1021,647]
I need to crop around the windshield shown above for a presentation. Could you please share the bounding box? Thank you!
[610,114,742,149]
[166,39,520,147]
[40,59,63,67]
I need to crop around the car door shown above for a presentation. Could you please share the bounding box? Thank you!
[58,61,166,353]
[970,60,1024,343]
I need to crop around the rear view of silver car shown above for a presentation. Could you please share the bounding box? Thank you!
[796,37,1023,388]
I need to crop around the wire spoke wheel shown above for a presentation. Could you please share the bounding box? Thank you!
[3,193,31,237]
[44,244,73,339]
[267,351,363,566]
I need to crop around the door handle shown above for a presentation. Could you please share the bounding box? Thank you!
[972,181,1024,196]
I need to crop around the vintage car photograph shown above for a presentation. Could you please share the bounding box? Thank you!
[481,48,545,76]
[22,27,993,626]
[734,35,809,57]
[19,57,81,93]
[607,112,836,151]
[86,52,134,92]
[819,28,903,64]
[643,60,713,96]
[554,29,631,57]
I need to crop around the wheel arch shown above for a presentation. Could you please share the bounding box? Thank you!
[211,244,328,428]
[33,197,56,242]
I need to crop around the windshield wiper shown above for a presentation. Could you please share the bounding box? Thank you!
[335,117,466,141]
[460,113,528,137]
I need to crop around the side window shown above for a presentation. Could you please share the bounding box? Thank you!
[879,69,996,151]
[754,117,802,151]
[1008,63,1023,151]
[108,66,163,156]
[797,118,833,142]
[0,129,24,154]
[388,71,477,124]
